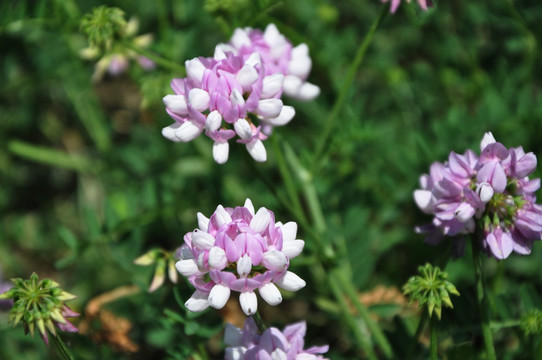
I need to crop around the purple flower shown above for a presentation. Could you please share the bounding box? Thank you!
[382,0,433,13]
[219,24,320,101]
[414,132,542,259]
[162,24,319,164]
[176,199,305,315]
[224,317,329,360]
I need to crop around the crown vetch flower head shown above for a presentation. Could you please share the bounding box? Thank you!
[80,9,155,82]
[219,23,320,101]
[414,132,542,259]
[0,273,79,346]
[224,317,329,360]
[176,199,306,316]
[162,24,319,164]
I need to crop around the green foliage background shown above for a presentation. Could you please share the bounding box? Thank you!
[1,0,542,359]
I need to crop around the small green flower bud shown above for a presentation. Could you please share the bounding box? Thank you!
[1,273,79,346]
[403,263,460,320]
[80,6,127,51]
[520,309,542,337]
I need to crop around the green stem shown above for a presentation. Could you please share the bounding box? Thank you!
[471,239,497,360]
[51,334,75,360]
[252,311,267,334]
[282,142,327,235]
[8,140,101,173]
[271,136,306,227]
[335,269,393,358]
[326,267,377,360]
[406,312,428,360]
[430,316,438,360]
[311,4,389,174]
[241,151,313,240]
[124,42,185,75]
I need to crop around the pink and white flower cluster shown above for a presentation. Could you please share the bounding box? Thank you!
[414,132,542,259]
[176,199,306,315]
[162,24,319,164]
[225,317,329,360]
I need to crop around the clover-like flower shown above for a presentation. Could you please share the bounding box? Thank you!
[225,317,329,360]
[219,23,320,101]
[414,132,542,259]
[0,273,79,345]
[403,263,459,320]
[381,0,433,13]
[176,199,306,315]
[162,24,318,164]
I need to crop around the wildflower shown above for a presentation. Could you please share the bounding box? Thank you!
[0,273,79,346]
[381,0,433,13]
[414,132,542,259]
[134,248,178,292]
[219,23,320,101]
[162,24,319,164]
[176,199,305,315]
[225,317,329,360]
[403,263,459,320]
[80,14,155,81]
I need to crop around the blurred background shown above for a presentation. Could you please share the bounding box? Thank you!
[1,0,542,358]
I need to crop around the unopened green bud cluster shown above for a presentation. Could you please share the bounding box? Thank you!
[403,263,460,320]
[80,6,128,51]
[0,272,76,339]
[520,309,542,337]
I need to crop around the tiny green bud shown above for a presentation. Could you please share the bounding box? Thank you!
[403,263,460,320]
[2,273,79,346]
[520,309,542,337]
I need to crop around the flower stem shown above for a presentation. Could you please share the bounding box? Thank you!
[335,269,393,358]
[252,311,267,334]
[123,41,185,74]
[406,312,427,360]
[311,4,388,174]
[430,316,438,360]
[271,136,307,227]
[327,267,378,360]
[51,334,75,360]
[471,238,497,360]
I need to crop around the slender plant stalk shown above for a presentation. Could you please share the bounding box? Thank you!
[124,42,186,74]
[282,142,327,235]
[471,238,497,360]
[252,311,267,334]
[326,267,378,360]
[271,136,306,227]
[406,311,428,360]
[8,140,100,173]
[51,334,76,360]
[335,269,393,358]
[430,316,438,360]
[311,4,389,174]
